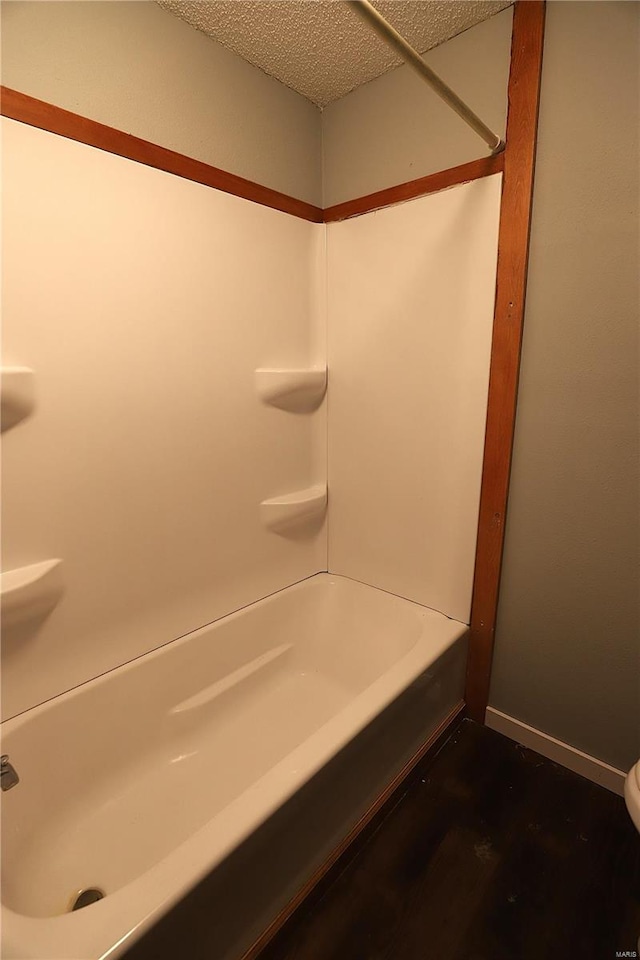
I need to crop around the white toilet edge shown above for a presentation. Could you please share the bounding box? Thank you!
[624,761,640,834]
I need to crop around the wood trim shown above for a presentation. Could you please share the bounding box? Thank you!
[0,86,324,224]
[1,87,505,225]
[240,701,465,960]
[465,0,546,722]
[323,154,504,222]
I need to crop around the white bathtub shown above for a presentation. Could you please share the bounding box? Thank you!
[1,573,467,960]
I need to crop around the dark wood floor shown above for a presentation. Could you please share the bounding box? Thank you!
[258,720,640,960]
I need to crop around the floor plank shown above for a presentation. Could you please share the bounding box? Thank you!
[258,720,640,960]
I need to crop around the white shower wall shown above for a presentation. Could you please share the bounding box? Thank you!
[1,118,326,720]
[2,120,501,720]
[326,176,502,623]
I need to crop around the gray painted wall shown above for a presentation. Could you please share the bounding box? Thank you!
[0,0,322,206]
[321,7,513,207]
[489,0,639,772]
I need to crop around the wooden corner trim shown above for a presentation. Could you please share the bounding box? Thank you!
[2,86,503,224]
[323,153,504,222]
[465,0,547,722]
[0,86,324,223]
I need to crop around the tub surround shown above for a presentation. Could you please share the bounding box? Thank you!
[1,115,500,723]
[1,1,548,742]
[327,174,502,624]
[1,115,327,722]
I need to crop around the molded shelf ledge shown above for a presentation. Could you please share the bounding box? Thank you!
[255,368,327,412]
[261,484,327,534]
[1,559,64,629]
[1,367,35,431]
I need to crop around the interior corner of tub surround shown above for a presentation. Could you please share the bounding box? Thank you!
[325,175,501,625]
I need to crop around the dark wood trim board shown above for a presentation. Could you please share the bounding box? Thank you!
[0,86,325,223]
[1,86,502,224]
[322,154,504,222]
[465,0,546,721]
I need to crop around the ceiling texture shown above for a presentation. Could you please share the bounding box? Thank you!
[156,1,513,107]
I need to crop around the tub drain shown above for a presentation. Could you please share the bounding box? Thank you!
[71,888,105,911]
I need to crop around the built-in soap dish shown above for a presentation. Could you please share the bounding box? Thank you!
[1,559,64,629]
[255,368,326,412]
[1,367,35,431]
[260,484,327,534]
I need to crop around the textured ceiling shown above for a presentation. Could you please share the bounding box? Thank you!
[157,1,512,107]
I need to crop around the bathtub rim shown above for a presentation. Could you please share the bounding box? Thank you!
[1,573,467,960]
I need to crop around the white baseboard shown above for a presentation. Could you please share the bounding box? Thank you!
[486,707,627,796]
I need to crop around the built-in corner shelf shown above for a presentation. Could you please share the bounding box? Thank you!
[1,367,36,432]
[255,368,327,412]
[1,559,64,629]
[261,484,327,534]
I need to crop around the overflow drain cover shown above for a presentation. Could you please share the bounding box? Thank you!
[71,888,105,911]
